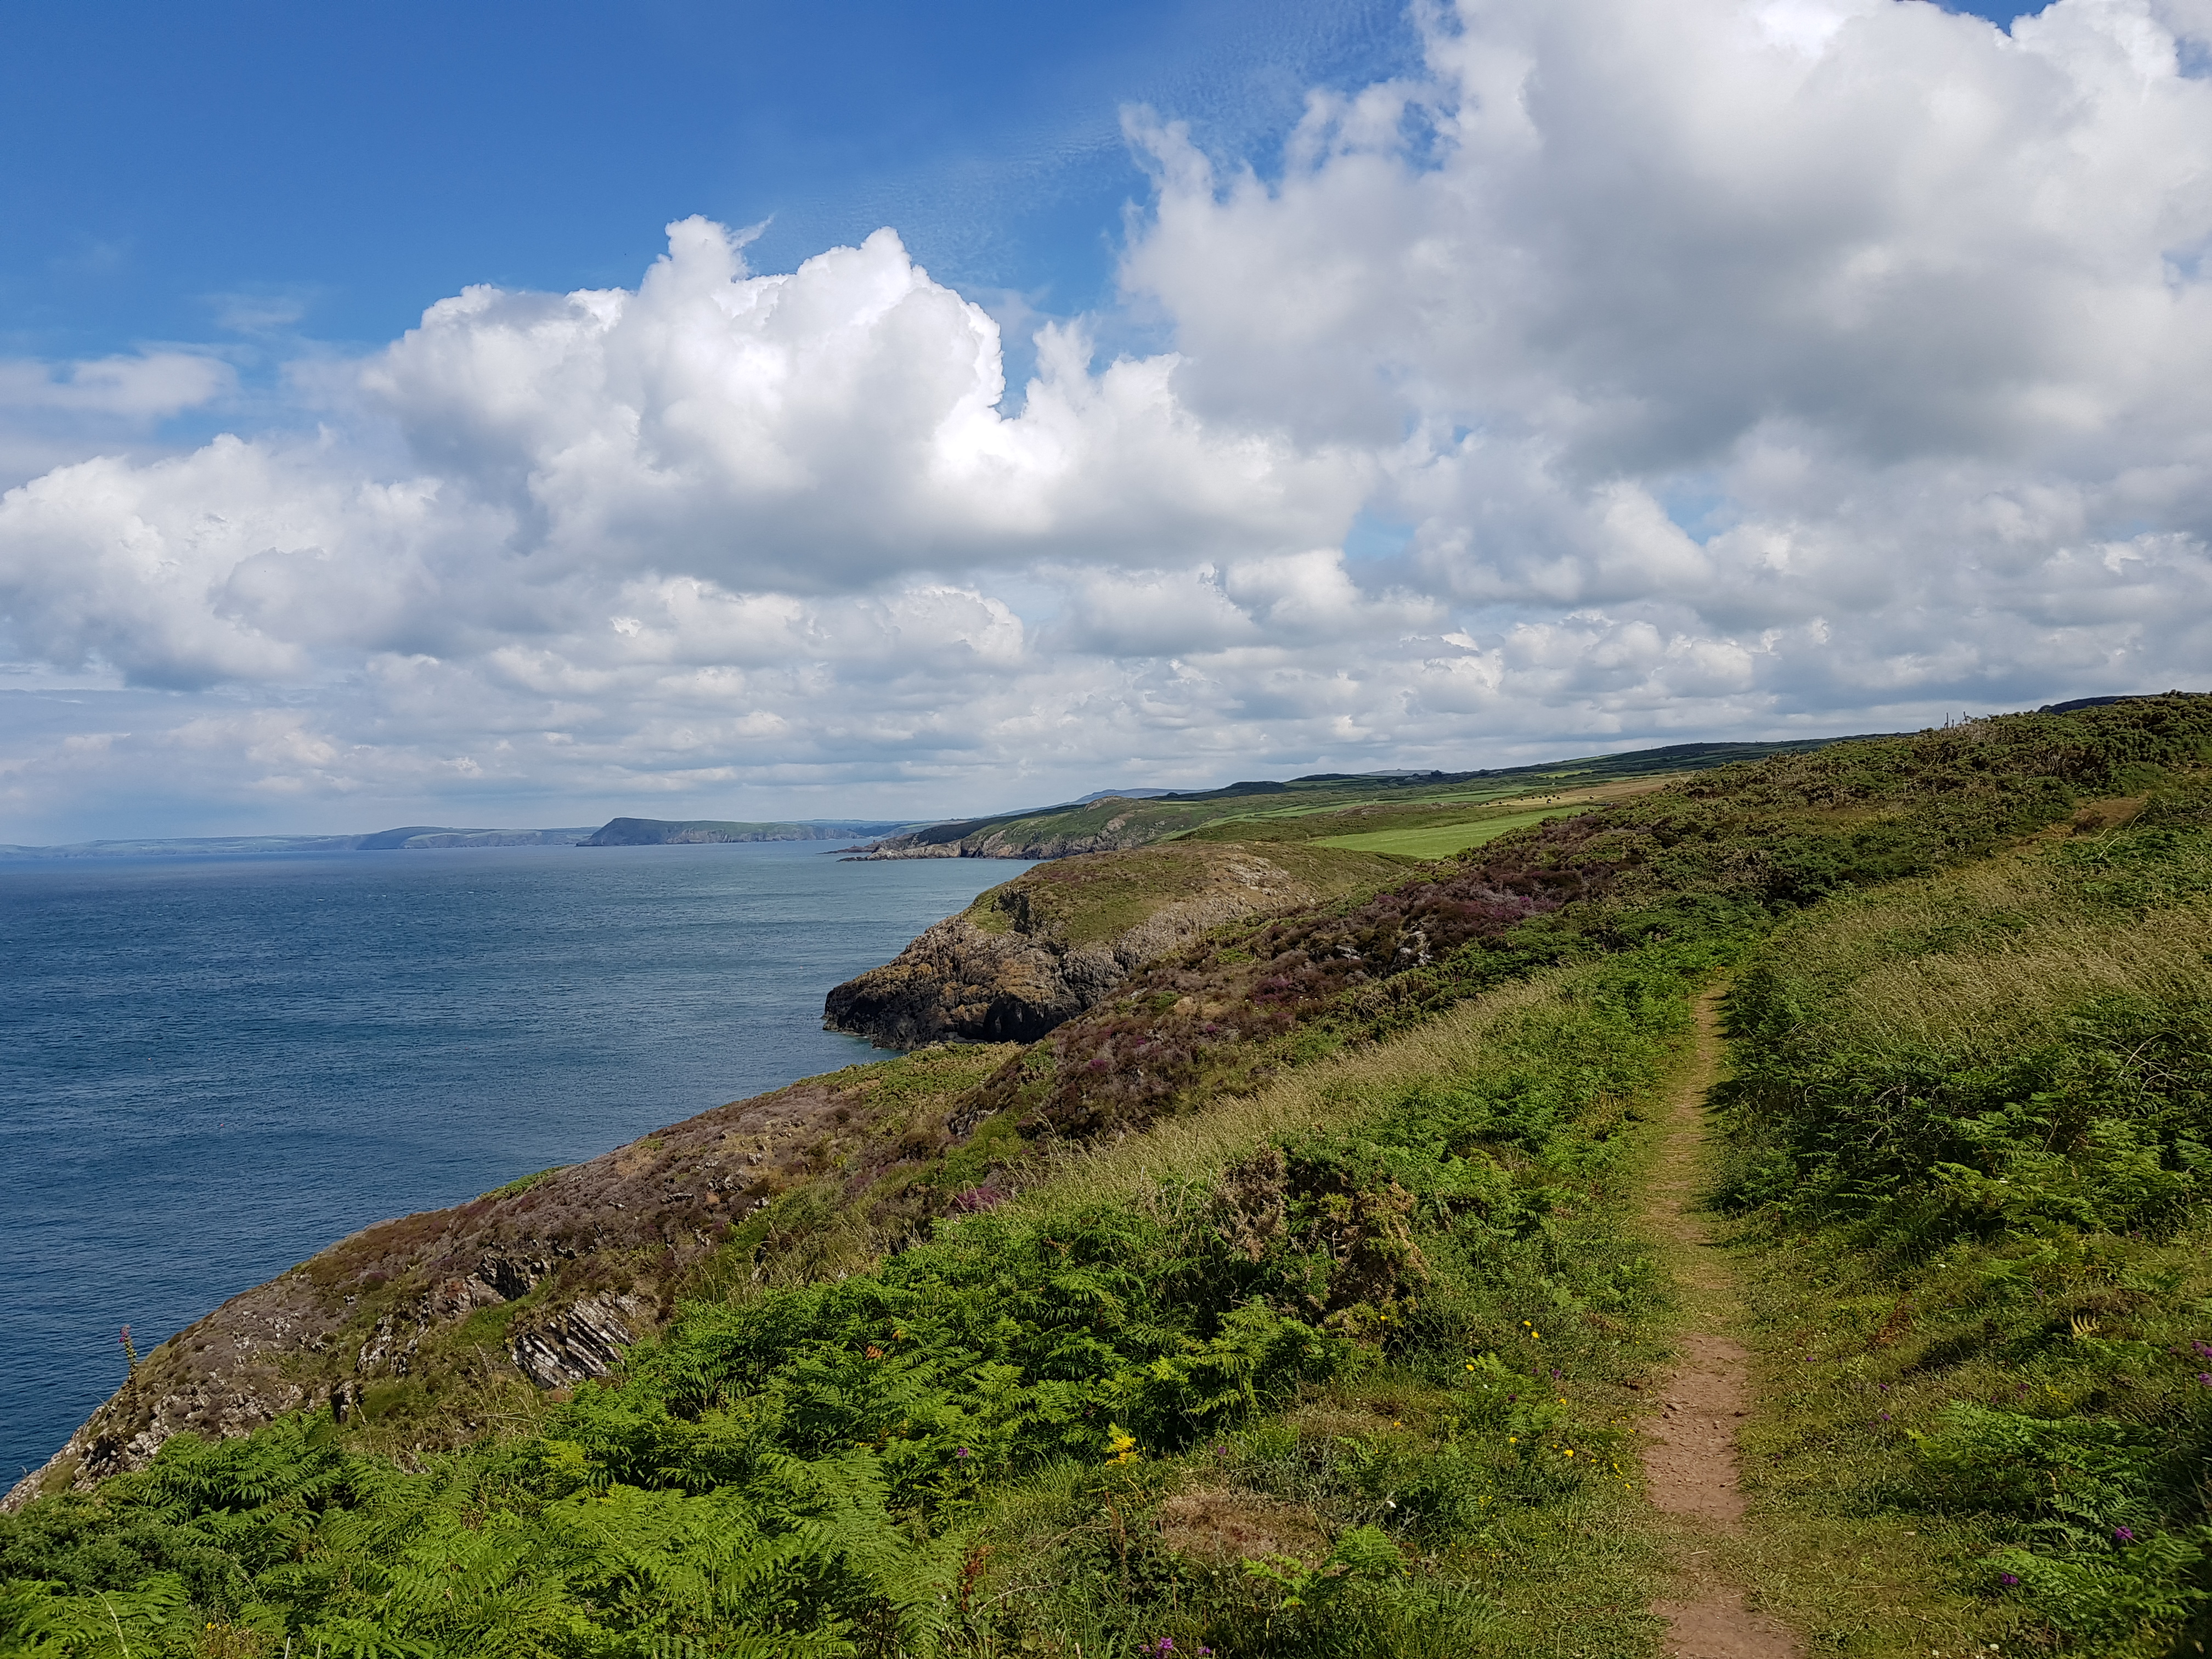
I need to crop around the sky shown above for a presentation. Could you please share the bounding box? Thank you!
[2,0,2205,841]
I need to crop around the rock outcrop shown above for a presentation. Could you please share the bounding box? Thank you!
[822,842,1401,1048]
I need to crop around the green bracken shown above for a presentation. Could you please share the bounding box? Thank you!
[0,951,1704,1657]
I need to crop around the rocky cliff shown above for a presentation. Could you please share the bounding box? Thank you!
[3,1042,1014,1511]
[821,840,1404,1048]
[842,795,1217,860]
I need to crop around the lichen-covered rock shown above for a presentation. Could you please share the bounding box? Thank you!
[507,1291,657,1387]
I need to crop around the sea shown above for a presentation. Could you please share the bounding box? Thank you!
[0,840,1028,1487]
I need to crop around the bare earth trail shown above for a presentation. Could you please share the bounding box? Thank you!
[1638,992,1801,1659]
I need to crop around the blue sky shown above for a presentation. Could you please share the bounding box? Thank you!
[7,0,2204,843]
[4,1,2032,361]
[2,1,1421,365]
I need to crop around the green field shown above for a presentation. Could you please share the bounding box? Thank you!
[864,735,1853,859]
[1311,805,1571,858]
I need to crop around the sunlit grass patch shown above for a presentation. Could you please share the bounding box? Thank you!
[1313,806,1578,860]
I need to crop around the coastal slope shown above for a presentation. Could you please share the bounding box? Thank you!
[20,699,2198,1509]
[3,1043,1017,1509]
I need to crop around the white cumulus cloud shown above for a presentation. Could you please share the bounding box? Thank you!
[3,0,2210,839]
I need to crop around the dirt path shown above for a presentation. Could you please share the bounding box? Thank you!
[1638,994,1799,1659]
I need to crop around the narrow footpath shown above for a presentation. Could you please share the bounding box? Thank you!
[1638,994,1801,1659]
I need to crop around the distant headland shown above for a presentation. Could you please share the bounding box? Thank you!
[0,817,907,859]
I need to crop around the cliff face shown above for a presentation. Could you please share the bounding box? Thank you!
[4,1043,1014,1512]
[822,842,1403,1048]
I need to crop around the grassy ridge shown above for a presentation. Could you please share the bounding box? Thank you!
[862,739,1848,860]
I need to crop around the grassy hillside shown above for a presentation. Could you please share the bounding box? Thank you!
[957,842,1408,950]
[7,697,2212,1657]
[0,952,1707,1658]
[851,739,1852,861]
[963,697,2212,1143]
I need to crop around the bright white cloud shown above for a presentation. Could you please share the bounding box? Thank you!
[3,0,2211,839]
[358,218,1359,590]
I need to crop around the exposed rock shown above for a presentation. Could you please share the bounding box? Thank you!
[822,915,1111,1047]
[824,842,1400,1049]
[847,814,1170,861]
[508,1291,657,1387]
[5,1271,338,1503]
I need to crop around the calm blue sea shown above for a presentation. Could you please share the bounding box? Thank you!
[0,842,1025,1486]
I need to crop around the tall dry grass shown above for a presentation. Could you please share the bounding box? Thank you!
[1752,850,2212,1063]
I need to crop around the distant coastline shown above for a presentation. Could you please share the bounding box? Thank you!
[4,712,2154,863]
[578,817,906,847]
[0,817,909,859]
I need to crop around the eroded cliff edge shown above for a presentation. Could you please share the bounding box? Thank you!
[821,840,1405,1048]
